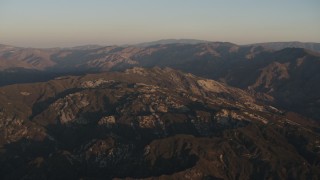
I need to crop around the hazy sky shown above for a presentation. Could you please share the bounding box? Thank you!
[1,0,320,47]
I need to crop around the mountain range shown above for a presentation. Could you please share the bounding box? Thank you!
[250,41,320,53]
[0,40,320,179]
[1,67,319,179]
[1,41,320,120]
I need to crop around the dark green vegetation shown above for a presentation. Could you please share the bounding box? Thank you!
[1,42,320,120]
[0,68,319,179]
[1,42,320,179]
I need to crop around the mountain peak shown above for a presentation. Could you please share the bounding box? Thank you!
[250,41,320,53]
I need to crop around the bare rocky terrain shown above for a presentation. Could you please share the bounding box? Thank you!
[0,67,319,179]
[1,41,320,179]
[1,42,320,120]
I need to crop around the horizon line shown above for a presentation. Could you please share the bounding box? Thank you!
[1,39,320,49]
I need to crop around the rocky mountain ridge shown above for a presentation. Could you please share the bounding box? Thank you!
[1,67,319,179]
[1,42,319,121]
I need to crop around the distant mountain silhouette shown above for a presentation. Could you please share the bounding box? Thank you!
[249,41,320,52]
[134,39,211,47]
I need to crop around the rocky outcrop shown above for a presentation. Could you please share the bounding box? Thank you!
[80,79,110,88]
[0,67,319,179]
[98,116,116,127]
